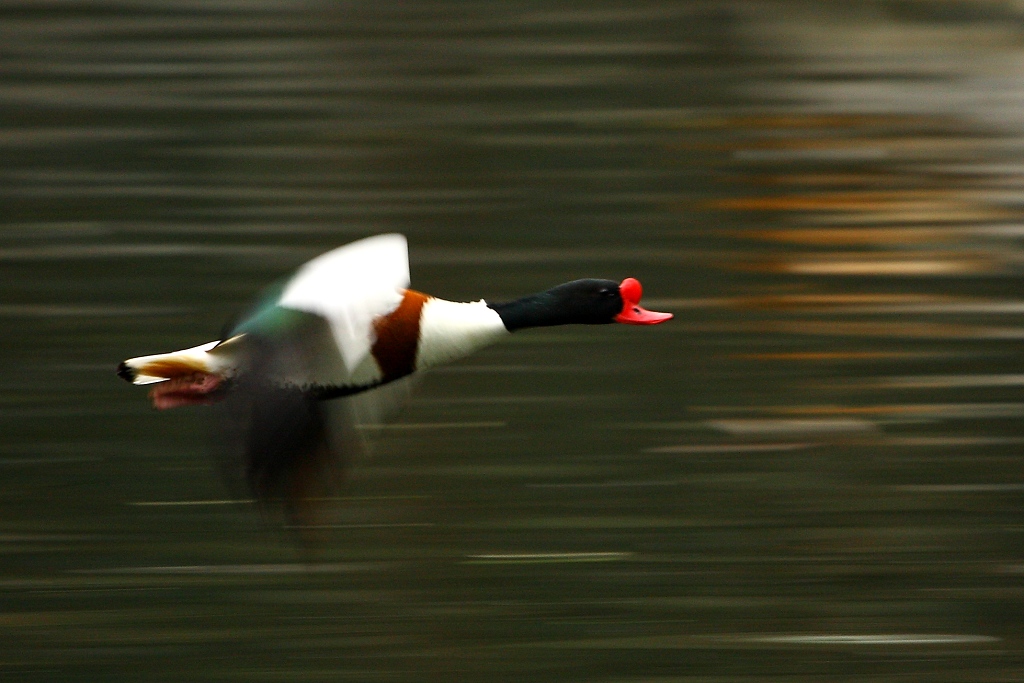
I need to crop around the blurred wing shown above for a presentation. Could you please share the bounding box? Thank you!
[345,374,418,429]
[212,234,411,537]
[336,374,419,467]
[277,233,409,373]
[212,328,364,536]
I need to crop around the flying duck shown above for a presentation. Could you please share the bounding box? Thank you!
[117,234,672,528]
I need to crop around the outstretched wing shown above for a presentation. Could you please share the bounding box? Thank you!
[276,233,409,374]
[214,234,409,537]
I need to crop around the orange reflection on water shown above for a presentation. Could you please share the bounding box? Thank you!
[708,189,985,213]
[778,255,994,276]
[740,226,980,246]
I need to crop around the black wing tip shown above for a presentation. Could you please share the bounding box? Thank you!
[116,361,135,383]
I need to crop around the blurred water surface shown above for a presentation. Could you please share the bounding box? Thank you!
[4,1,1024,680]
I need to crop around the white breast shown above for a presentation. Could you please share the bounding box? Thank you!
[415,298,508,371]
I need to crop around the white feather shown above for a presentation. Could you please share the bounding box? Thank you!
[277,233,409,373]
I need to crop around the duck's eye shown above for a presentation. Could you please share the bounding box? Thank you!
[598,288,613,297]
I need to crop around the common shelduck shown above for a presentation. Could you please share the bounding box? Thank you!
[117,234,672,528]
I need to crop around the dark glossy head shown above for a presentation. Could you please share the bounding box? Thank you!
[489,278,673,331]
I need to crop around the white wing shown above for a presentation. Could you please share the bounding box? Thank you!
[277,233,409,373]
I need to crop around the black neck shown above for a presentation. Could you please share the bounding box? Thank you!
[487,279,622,332]
[487,292,569,332]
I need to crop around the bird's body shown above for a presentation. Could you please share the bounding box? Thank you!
[119,289,509,408]
[118,234,671,529]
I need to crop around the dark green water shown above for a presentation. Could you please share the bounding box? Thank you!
[4,2,1024,680]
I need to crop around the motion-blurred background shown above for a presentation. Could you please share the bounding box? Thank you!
[4,1,1024,680]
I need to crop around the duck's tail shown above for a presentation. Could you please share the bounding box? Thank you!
[117,337,244,409]
[117,338,237,385]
